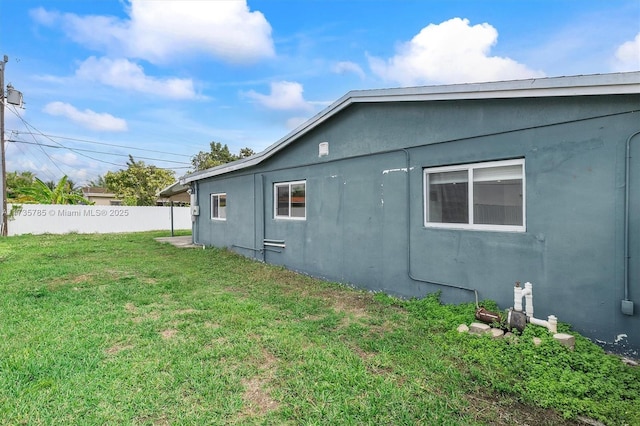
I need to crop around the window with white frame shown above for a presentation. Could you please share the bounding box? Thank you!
[424,159,525,231]
[274,180,306,219]
[211,193,227,220]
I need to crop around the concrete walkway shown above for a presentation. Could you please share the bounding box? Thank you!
[154,235,203,248]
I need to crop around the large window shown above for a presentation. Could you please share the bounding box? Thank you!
[211,193,226,220]
[274,181,306,219]
[424,159,525,231]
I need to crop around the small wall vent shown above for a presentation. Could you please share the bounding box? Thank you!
[319,142,329,157]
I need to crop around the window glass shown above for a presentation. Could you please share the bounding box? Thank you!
[212,195,219,218]
[274,181,306,219]
[277,185,290,216]
[428,170,468,224]
[218,194,227,219]
[291,183,306,218]
[424,159,524,231]
[211,193,227,220]
[473,165,522,226]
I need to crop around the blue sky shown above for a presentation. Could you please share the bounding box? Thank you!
[1,0,639,186]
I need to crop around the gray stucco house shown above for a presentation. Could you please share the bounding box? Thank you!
[181,72,640,356]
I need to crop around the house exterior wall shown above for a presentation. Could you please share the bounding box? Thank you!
[193,94,640,356]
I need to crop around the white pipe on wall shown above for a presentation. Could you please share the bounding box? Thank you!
[514,283,523,312]
[513,281,558,333]
[530,315,558,334]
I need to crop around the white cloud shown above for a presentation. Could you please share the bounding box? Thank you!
[333,61,366,79]
[29,7,59,26]
[5,150,85,183]
[244,81,313,111]
[76,57,197,99]
[43,102,128,132]
[31,1,274,65]
[51,152,83,167]
[368,17,545,86]
[612,33,640,72]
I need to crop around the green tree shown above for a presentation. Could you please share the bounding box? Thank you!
[44,177,79,193]
[105,155,175,206]
[19,175,90,205]
[88,175,107,188]
[6,171,36,202]
[191,142,255,171]
[238,147,255,159]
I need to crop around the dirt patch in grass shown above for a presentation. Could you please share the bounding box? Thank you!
[160,329,178,339]
[135,414,170,426]
[105,343,134,355]
[464,393,585,426]
[334,297,369,319]
[126,303,162,323]
[47,273,94,290]
[240,377,279,417]
[239,346,280,419]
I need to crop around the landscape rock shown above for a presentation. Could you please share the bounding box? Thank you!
[503,332,519,344]
[532,337,542,346]
[490,328,505,338]
[553,333,575,350]
[469,322,491,335]
[457,324,469,333]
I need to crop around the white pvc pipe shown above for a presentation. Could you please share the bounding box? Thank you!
[529,315,558,334]
[514,284,523,312]
[513,282,558,333]
[523,282,534,318]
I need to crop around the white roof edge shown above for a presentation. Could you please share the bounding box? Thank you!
[181,72,640,184]
[158,181,189,197]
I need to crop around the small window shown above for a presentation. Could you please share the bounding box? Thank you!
[274,181,306,219]
[211,193,226,220]
[424,159,524,232]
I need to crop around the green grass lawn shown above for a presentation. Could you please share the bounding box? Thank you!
[0,232,638,425]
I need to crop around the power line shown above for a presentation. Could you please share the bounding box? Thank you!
[5,106,193,183]
[8,139,192,165]
[7,106,73,175]
[7,106,129,168]
[8,130,193,158]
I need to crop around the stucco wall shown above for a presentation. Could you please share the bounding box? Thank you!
[192,94,640,356]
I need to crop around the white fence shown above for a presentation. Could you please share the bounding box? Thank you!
[7,204,192,236]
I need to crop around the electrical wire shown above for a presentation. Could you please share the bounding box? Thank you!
[6,132,59,182]
[6,106,193,174]
[8,130,193,158]
[4,105,194,185]
[7,106,74,176]
[7,105,127,168]
[8,139,192,166]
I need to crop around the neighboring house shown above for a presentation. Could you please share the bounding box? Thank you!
[158,182,190,206]
[181,72,640,356]
[81,187,122,206]
[83,185,190,207]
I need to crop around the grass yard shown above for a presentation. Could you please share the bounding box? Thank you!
[0,232,638,425]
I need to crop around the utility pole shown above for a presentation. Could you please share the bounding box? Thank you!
[0,55,7,236]
[0,55,22,236]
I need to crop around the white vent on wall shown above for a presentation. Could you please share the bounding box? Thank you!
[319,142,329,157]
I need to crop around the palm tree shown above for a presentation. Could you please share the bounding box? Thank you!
[88,175,107,188]
[20,176,91,205]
